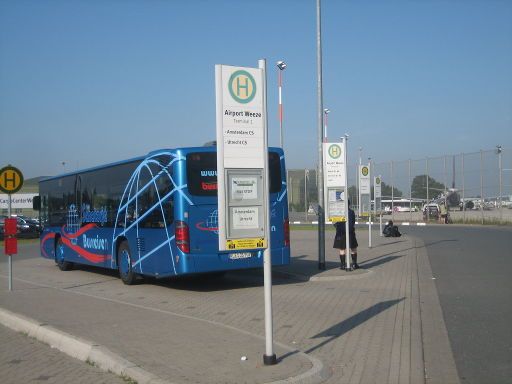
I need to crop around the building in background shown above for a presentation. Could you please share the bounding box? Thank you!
[0,177,42,218]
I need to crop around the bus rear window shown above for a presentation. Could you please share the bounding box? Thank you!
[186,152,282,196]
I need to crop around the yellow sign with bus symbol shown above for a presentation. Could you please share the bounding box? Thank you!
[0,165,24,194]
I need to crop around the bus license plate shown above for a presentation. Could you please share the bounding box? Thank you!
[229,252,252,260]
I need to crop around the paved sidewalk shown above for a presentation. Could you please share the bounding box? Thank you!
[0,325,126,384]
[0,232,459,383]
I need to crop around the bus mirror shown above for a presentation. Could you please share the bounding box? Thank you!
[33,196,41,211]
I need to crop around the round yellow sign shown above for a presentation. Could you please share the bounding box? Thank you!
[0,165,24,194]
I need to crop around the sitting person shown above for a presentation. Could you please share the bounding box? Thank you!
[383,220,401,237]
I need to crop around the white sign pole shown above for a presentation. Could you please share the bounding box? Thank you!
[8,194,12,291]
[259,59,276,366]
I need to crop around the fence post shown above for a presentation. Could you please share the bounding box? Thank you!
[409,158,412,222]
[462,152,466,224]
[480,150,484,224]
[444,155,447,195]
[391,160,394,222]
[426,157,430,221]
[304,169,308,222]
[498,146,502,223]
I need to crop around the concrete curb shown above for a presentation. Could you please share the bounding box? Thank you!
[291,221,429,226]
[268,346,330,384]
[0,307,171,384]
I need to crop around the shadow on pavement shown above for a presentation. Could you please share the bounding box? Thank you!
[361,255,403,269]
[305,298,405,354]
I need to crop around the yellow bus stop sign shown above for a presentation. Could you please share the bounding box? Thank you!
[0,165,24,194]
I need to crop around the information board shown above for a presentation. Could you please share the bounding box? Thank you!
[359,164,371,214]
[215,64,268,251]
[374,175,382,212]
[323,141,347,222]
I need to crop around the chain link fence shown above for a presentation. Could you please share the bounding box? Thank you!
[287,147,512,224]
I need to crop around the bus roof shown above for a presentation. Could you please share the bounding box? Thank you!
[40,146,283,183]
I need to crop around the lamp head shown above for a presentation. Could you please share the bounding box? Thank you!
[276,61,287,70]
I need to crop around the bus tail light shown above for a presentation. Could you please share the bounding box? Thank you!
[175,221,190,253]
[284,218,290,247]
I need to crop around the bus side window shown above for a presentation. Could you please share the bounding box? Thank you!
[137,164,174,228]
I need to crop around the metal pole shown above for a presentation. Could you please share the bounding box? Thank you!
[409,159,412,222]
[368,160,372,249]
[462,152,466,224]
[498,146,502,223]
[391,161,394,222]
[323,109,330,142]
[259,59,276,366]
[278,66,283,148]
[8,194,12,291]
[379,213,383,236]
[316,0,326,270]
[480,150,484,224]
[343,135,351,271]
[305,169,308,222]
[426,158,429,221]
[358,148,362,217]
[444,155,447,194]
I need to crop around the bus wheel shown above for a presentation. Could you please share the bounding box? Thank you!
[55,238,73,271]
[118,241,136,285]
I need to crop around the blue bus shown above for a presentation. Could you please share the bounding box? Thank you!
[35,146,290,284]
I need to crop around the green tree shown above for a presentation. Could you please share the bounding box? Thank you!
[348,185,357,203]
[380,181,403,198]
[411,175,445,200]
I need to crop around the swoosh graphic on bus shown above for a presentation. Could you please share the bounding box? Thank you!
[61,223,98,239]
[60,235,110,264]
[41,232,56,258]
[195,222,218,232]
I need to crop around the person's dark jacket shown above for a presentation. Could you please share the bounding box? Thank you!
[334,208,356,234]
[383,223,401,237]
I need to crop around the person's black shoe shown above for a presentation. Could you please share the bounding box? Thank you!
[340,263,345,270]
[351,253,359,270]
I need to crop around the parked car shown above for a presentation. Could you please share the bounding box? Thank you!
[422,203,440,221]
[0,215,41,239]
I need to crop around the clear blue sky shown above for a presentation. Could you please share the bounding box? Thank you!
[1,0,511,179]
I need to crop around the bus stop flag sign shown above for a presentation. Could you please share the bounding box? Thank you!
[0,165,24,194]
[215,64,268,252]
[1,164,23,291]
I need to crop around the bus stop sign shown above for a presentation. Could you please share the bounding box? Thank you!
[4,237,17,255]
[4,218,17,235]
[4,218,18,255]
[0,165,24,194]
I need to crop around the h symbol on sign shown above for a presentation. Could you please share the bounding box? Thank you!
[3,171,17,188]
[236,76,249,97]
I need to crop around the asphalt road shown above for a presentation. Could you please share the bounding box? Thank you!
[404,225,512,384]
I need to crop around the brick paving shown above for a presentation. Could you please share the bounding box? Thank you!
[0,231,459,383]
[0,324,126,384]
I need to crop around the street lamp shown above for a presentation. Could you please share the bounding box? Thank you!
[276,60,286,148]
[496,145,502,221]
[323,108,330,142]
